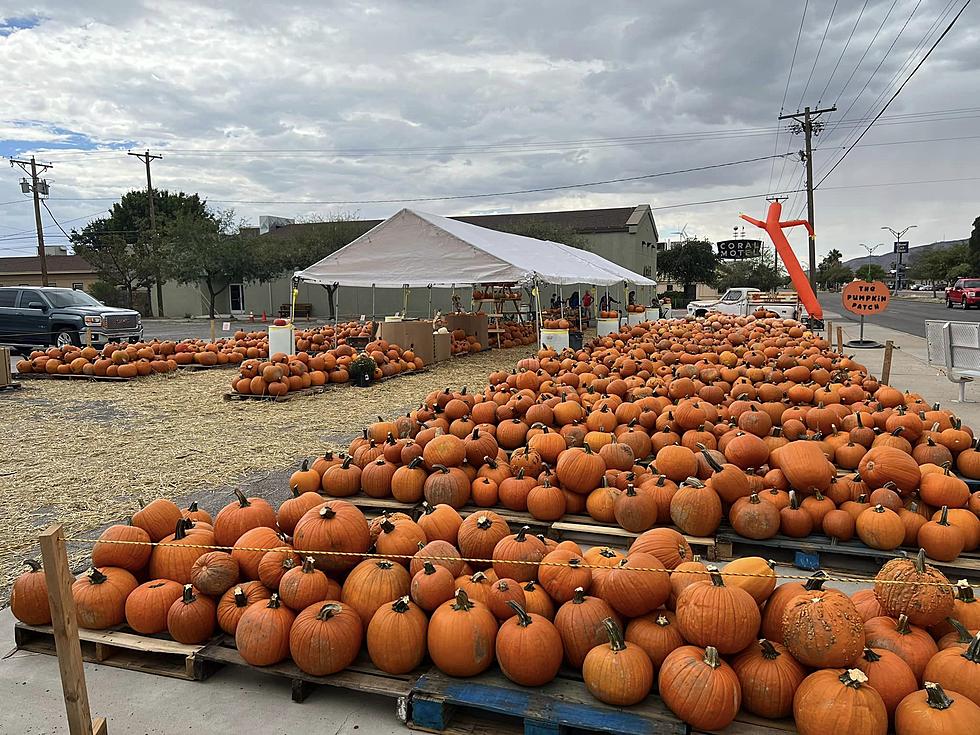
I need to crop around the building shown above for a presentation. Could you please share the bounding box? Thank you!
[0,246,98,291]
[0,205,659,318]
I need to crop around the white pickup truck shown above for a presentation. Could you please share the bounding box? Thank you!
[687,288,800,320]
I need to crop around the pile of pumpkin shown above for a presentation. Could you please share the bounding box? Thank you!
[598,310,621,319]
[542,318,572,330]
[11,486,980,733]
[295,322,376,353]
[498,321,536,348]
[450,329,483,356]
[15,344,179,378]
[626,304,648,314]
[231,340,424,396]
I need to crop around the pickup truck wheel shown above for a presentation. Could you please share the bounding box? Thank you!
[946,299,953,309]
[54,329,81,348]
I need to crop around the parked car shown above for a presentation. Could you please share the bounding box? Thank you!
[0,286,142,349]
[945,279,980,309]
[687,287,799,320]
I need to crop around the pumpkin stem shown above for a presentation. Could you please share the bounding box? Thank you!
[896,614,912,635]
[507,600,533,627]
[698,444,724,472]
[380,519,396,534]
[234,489,251,508]
[318,505,337,520]
[514,525,530,542]
[267,593,282,609]
[945,617,972,644]
[341,455,355,469]
[173,517,191,540]
[923,682,955,710]
[624,483,637,497]
[315,602,341,620]
[839,669,869,689]
[452,588,474,611]
[655,615,670,627]
[187,501,199,513]
[86,568,108,585]
[572,586,586,604]
[408,457,424,469]
[937,506,951,526]
[523,580,537,591]
[963,632,980,663]
[391,596,411,613]
[914,548,927,574]
[290,484,301,498]
[788,490,801,510]
[232,586,247,607]
[861,647,881,663]
[475,515,493,530]
[803,570,828,591]
[470,571,487,583]
[422,561,437,575]
[703,646,721,669]
[955,579,976,604]
[601,617,626,652]
[23,559,41,573]
[301,556,316,573]
[182,584,196,604]
[754,639,780,660]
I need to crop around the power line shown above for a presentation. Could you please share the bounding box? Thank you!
[769,0,811,194]
[831,0,900,107]
[798,0,840,109]
[818,0,870,104]
[817,0,973,188]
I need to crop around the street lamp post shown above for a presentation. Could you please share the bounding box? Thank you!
[881,224,916,291]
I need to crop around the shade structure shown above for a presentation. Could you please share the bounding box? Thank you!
[294,208,655,288]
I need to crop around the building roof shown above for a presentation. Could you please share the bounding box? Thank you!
[0,254,96,275]
[252,204,656,239]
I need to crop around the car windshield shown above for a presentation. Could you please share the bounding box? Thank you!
[721,290,741,302]
[43,289,103,308]
[962,280,980,289]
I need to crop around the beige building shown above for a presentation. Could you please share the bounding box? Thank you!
[0,205,659,318]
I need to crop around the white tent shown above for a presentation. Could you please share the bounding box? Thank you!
[294,208,655,288]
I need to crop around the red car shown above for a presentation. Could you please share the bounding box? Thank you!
[946,278,980,309]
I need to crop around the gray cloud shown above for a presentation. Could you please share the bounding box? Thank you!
[0,0,977,262]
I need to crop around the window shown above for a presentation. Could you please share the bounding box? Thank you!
[72,283,84,290]
[48,282,57,287]
[721,290,741,303]
[963,280,980,289]
[19,289,46,308]
[44,289,101,308]
[0,289,16,307]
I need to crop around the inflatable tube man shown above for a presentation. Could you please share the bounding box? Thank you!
[740,200,823,321]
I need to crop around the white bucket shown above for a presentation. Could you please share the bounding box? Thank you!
[597,317,620,337]
[540,328,569,351]
[269,324,295,356]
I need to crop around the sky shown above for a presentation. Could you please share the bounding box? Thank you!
[1,0,978,265]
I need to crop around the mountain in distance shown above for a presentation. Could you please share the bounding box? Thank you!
[842,238,967,270]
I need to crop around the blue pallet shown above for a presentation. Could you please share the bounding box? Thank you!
[409,669,685,735]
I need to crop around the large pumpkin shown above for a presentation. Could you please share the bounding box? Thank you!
[367,596,428,674]
[863,613,938,683]
[625,611,684,669]
[492,526,546,582]
[894,682,980,735]
[132,498,183,542]
[167,584,216,644]
[91,524,152,572]
[854,647,918,721]
[874,549,954,628]
[235,593,296,666]
[216,581,271,635]
[11,560,51,625]
[289,601,363,676]
[793,668,888,735]
[72,567,138,630]
[554,587,621,669]
[659,645,741,730]
[213,490,277,547]
[921,632,980,707]
[278,556,333,612]
[495,601,563,686]
[292,500,371,573]
[341,559,411,627]
[189,552,240,597]
[675,567,760,654]
[600,552,670,617]
[731,639,806,719]
[782,590,865,668]
[427,589,498,677]
[582,618,653,706]
[125,579,183,635]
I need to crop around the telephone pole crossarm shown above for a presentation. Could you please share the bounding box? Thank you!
[778,105,837,294]
[9,156,53,286]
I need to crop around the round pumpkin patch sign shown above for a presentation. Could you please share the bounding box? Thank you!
[841,280,890,316]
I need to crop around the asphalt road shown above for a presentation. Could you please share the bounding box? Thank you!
[817,292,980,338]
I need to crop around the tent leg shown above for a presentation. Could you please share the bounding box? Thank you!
[428,285,433,319]
[371,284,376,321]
[559,285,564,318]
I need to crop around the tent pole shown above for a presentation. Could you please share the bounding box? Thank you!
[333,282,339,325]
[371,284,376,321]
[558,285,564,319]
[403,284,409,316]
[428,285,433,318]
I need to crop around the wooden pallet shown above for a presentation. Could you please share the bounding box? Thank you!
[715,526,980,578]
[13,622,211,681]
[196,635,420,709]
[0,381,23,393]
[347,496,715,558]
[176,362,236,370]
[14,372,134,382]
[223,385,328,402]
[409,668,685,735]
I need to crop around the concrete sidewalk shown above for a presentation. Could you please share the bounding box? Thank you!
[823,309,980,428]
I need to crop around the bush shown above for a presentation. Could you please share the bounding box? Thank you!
[658,290,691,309]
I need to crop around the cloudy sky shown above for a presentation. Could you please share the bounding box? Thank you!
[1,0,978,265]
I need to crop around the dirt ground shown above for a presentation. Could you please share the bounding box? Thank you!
[0,346,532,598]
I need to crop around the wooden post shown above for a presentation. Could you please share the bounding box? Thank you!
[836,326,843,353]
[825,320,833,348]
[39,525,107,735]
[882,340,894,385]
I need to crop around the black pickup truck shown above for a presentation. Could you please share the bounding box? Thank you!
[0,286,143,349]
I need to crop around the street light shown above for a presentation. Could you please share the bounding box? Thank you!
[881,224,916,291]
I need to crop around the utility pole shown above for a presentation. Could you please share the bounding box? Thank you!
[881,224,916,292]
[779,104,836,293]
[128,149,164,316]
[9,157,53,286]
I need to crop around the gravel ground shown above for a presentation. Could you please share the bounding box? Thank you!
[0,346,532,600]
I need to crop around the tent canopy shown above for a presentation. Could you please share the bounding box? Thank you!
[294,208,656,288]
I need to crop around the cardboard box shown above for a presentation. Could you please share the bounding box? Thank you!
[377,319,436,366]
[445,312,489,351]
[432,332,451,363]
[0,347,11,387]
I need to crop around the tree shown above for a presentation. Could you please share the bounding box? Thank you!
[816,249,853,290]
[969,216,980,274]
[165,210,276,319]
[71,190,212,315]
[658,239,718,293]
[855,263,888,281]
[910,242,971,294]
